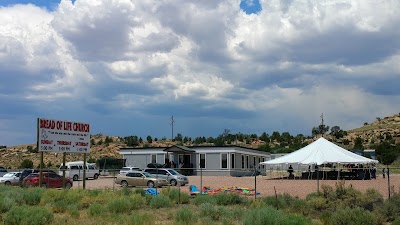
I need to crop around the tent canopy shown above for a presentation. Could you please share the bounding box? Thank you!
[260,137,378,166]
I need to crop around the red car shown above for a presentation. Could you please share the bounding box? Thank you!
[22,172,73,189]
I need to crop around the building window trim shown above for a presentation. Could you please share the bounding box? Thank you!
[221,153,228,169]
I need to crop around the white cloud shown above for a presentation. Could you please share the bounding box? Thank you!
[0,0,399,145]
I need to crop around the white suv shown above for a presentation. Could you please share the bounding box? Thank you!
[119,166,141,175]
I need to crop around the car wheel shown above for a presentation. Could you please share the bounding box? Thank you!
[121,180,128,187]
[73,175,79,181]
[147,181,155,188]
[94,173,99,179]
[64,182,72,189]
[5,181,11,185]
[170,179,177,186]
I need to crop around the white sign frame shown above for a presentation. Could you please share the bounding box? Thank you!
[38,118,90,153]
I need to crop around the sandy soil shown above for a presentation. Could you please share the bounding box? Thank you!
[72,174,400,199]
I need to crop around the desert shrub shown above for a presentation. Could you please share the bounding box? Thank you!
[51,200,69,213]
[134,188,146,196]
[162,187,190,204]
[107,198,133,214]
[175,207,197,224]
[67,205,80,218]
[328,207,378,225]
[360,189,383,211]
[22,188,43,205]
[261,193,307,213]
[0,196,16,213]
[41,189,84,206]
[392,217,400,225]
[128,194,147,209]
[128,212,153,225]
[199,203,224,221]
[4,205,53,225]
[215,193,246,206]
[306,195,331,211]
[192,194,217,205]
[374,195,400,222]
[88,203,104,216]
[243,206,313,225]
[149,195,171,208]
[120,186,132,196]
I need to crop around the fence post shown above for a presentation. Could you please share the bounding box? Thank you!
[317,165,320,194]
[254,164,257,200]
[387,166,391,199]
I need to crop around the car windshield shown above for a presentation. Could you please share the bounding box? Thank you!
[167,169,179,175]
[121,168,129,171]
[3,173,16,178]
[142,172,154,177]
[27,174,39,178]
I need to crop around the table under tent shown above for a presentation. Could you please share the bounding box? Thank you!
[259,137,379,180]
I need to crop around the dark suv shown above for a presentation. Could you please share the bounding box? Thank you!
[19,169,56,185]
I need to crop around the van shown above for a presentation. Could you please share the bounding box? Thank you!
[144,168,189,186]
[59,161,100,181]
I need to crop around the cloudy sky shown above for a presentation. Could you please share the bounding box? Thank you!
[1,0,399,146]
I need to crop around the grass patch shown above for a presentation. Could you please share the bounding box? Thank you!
[3,205,53,225]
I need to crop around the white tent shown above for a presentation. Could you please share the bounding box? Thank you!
[260,137,378,166]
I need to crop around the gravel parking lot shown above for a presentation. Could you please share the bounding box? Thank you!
[72,174,400,199]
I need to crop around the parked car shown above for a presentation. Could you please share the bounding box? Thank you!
[59,161,100,181]
[19,169,56,185]
[0,166,8,177]
[119,166,141,175]
[146,163,165,168]
[144,168,189,186]
[115,171,169,188]
[0,172,21,185]
[22,172,73,189]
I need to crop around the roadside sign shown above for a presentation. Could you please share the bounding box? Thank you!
[38,118,90,153]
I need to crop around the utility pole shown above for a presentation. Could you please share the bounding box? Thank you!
[320,113,324,137]
[171,115,175,141]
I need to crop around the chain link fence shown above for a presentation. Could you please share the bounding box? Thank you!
[5,166,400,199]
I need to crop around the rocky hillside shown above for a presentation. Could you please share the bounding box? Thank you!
[1,114,399,169]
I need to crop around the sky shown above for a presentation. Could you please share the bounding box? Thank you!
[0,0,399,146]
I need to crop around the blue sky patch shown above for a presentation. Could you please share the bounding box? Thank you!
[0,0,63,11]
[240,0,262,15]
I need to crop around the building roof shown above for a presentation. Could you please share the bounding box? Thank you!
[163,145,195,153]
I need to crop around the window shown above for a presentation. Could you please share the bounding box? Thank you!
[253,156,256,168]
[241,155,245,169]
[151,154,156,163]
[199,154,206,169]
[221,153,228,169]
[231,153,235,169]
[246,155,249,169]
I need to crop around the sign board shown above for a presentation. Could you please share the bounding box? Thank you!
[38,118,90,153]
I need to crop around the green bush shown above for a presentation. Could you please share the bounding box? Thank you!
[88,203,104,216]
[107,198,133,214]
[175,207,197,224]
[162,187,190,204]
[0,196,16,213]
[328,207,378,225]
[128,213,153,225]
[192,194,217,206]
[134,188,146,196]
[392,217,400,225]
[215,193,246,206]
[22,188,43,205]
[51,200,69,213]
[128,194,147,209]
[4,205,53,225]
[149,195,171,209]
[243,206,312,225]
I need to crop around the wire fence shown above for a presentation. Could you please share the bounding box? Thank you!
[5,166,400,199]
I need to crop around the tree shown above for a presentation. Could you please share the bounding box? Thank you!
[146,135,153,143]
[175,133,183,142]
[271,131,281,141]
[312,124,330,136]
[97,139,103,145]
[353,137,364,150]
[19,159,33,169]
[260,132,270,142]
[330,126,345,139]
[90,139,96,146]
[258,143,271,152]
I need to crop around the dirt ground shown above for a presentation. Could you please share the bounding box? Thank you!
[72,174,400,199]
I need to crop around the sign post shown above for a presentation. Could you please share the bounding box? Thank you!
[37,118,90,189]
